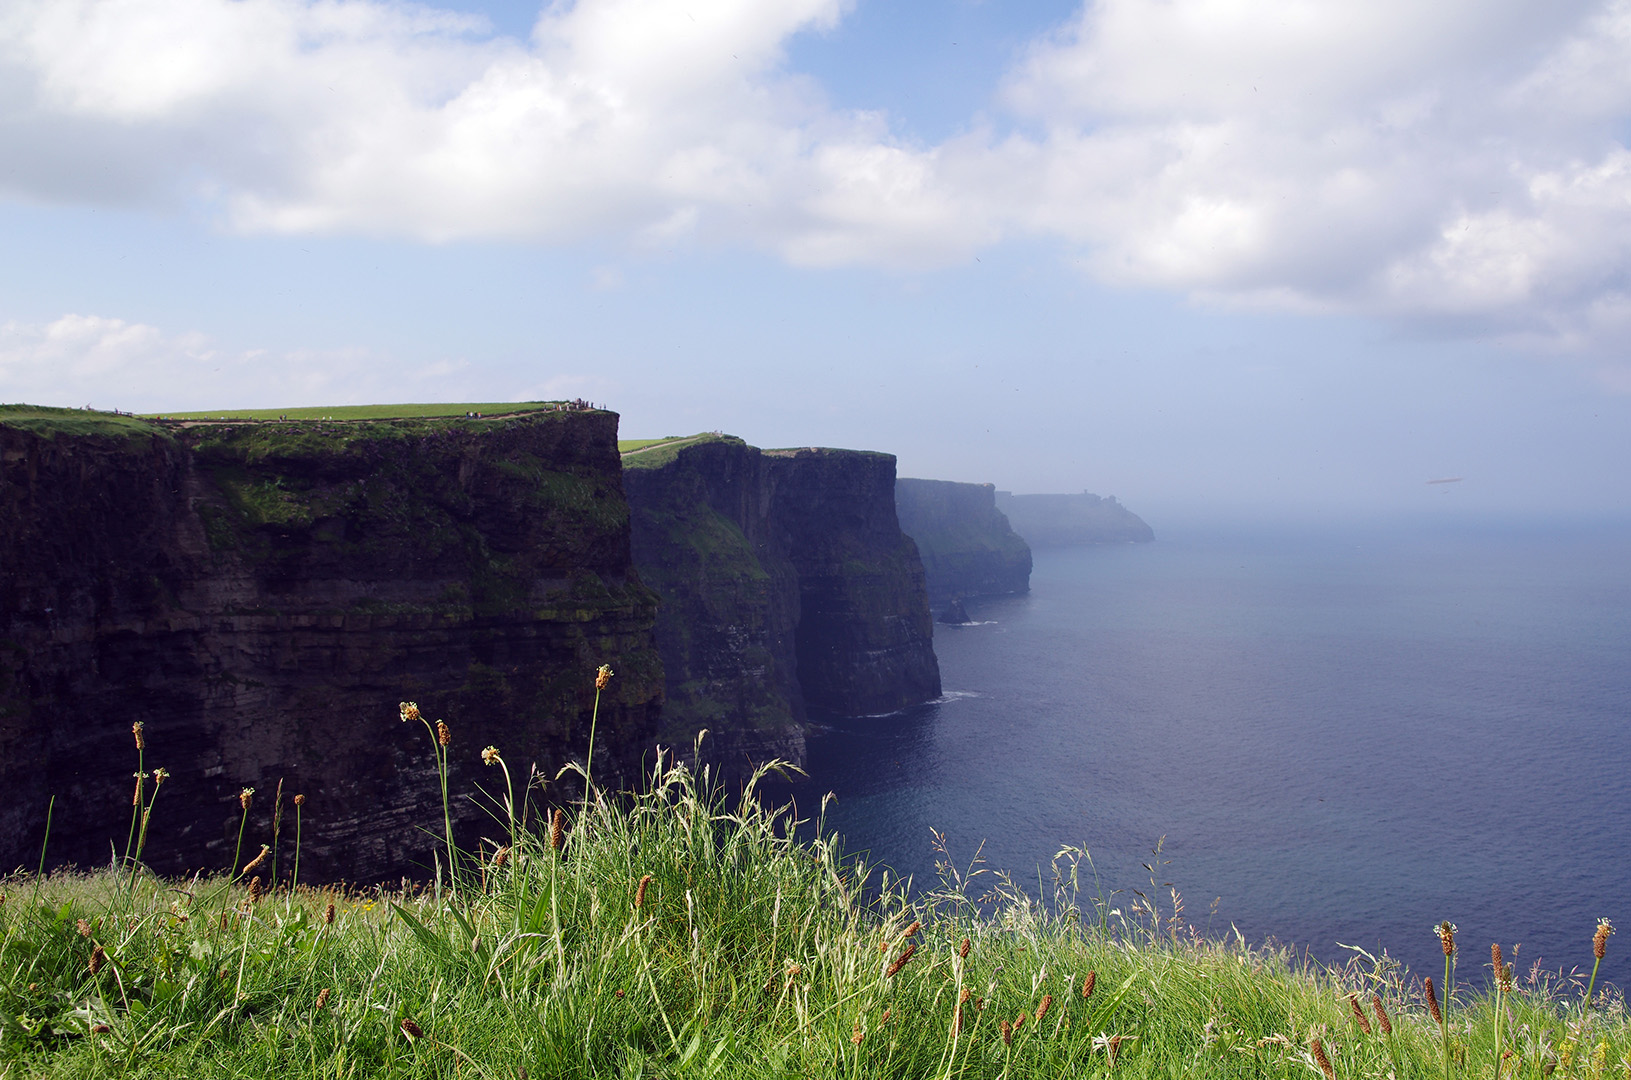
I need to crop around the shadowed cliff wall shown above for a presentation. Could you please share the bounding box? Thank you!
[0,406,662,881]
[624,437,940,770]
[895,478,1032,608]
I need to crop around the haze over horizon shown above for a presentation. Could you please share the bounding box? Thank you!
[4,0,1631,524]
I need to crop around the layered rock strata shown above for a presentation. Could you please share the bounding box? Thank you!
[895,478,1032,609]
[624,436,941,772]
[0,406,662,881]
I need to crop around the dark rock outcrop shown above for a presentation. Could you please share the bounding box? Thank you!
[995,490,1155,547]
[938,597,973,625]
[0,406,662,881]
[895,478,1032,608]
[624,436,941,771]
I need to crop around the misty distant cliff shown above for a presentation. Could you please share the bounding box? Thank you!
[994,491,1155,547]
[895,478,1031,608]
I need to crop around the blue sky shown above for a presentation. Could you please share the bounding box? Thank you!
[3,0,1630,523]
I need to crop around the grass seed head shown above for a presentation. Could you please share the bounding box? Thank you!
[399,702,419,723]
[1371,994,1392,1035]
[323,899,336,924]
[239,787,254,812]
[903,919,921,939]
[88,945,105,975]
[634,874,652,909]
[132,721,145,750]
[247,876,262,904]
[1037,995,1053,1024]
[959,937,970,959]
[76,918,91,937]
[482,745,499,766]
[314,987,330,1010]
[152,767,168,786]
[1425,976,1442,1024]
[595,664,613,690]
[401,1018,424,1041]
[436,720,451,747]
[1000,1020,1013,1046]
[1436,921,1457,957]
[550,809,565,852]
[851,1019,863,1045]
[293,793,304,806]
[1311,1035,1335,1080]
[885,942,917,978]
[1493,943,1514,993]
[1083,970,1097,998]
[1596,919,1614,960]
[1349,994,1372,1034]
[242,844,270,875]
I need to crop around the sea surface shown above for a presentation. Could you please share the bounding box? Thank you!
[793,521,1631,990]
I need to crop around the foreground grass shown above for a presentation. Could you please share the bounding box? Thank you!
[3,760,1625,1078]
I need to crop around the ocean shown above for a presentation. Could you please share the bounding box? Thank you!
[792,521,1631,990]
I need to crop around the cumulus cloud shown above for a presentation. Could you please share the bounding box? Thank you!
[2,0,1631,355]
[997,0,1631,349]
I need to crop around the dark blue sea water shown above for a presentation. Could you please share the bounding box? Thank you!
[796,521,1631,990]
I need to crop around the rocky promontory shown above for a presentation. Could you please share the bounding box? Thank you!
[624,436,941,771]
[895,478,1032,609]
[995,490,1155,546]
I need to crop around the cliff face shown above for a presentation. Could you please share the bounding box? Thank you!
[624,437,940,768]
[0,407,662,881]
[895,478,1032,608]
[995,491,1155,547]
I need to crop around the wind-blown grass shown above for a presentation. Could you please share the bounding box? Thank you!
[2,697,1626,1077]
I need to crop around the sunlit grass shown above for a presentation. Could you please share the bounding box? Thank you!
[2,675,1625,1078]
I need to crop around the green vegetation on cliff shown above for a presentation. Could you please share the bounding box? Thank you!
[3,727,1622,1079]
[148,402,568,421]
[0,405,167,442]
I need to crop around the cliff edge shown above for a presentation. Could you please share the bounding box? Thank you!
[624,436,940,770]
[0,405,662,881]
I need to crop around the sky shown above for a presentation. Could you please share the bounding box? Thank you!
[3,0,1631,524]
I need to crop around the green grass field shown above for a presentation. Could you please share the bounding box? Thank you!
[0,404,165,440]
[620,433,743,469]
[2,674,1624,1078]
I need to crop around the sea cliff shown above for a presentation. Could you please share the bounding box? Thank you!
[895,478,1032,608]
[995,490,1155,546]
[624,436,941,770]
[0,406,662,880]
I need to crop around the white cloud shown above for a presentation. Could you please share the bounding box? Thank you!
[0,313,475,410]
[996,0,1631,355]
[3,0,1631,359]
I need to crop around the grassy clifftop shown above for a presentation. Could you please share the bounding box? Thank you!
[148,402,570,421]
